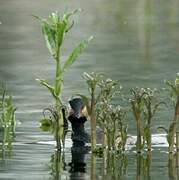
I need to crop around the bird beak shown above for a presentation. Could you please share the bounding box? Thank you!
[74,109,82,118]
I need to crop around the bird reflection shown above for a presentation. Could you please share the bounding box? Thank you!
[68,145,90,180]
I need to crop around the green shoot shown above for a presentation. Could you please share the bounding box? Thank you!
[130,87,163,152]
[35,10,93,150]
[0,88,16,155]
[77,72,103,150]
[96,78,125,150]
[163,73,179,152]
[78,75,126,151]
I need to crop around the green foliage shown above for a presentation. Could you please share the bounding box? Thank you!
[165,73,179,106]
[77,72,103,150]
[63,36,93,73]
[0,89,16,153]
[35,10,92,150]
[130,87,163,152]
[160,73,179,152]
[35,10,93,106]
[40,106,68,150]
[97,104,128,151]
[96,78,127,151]
[78,74,127,151]
[40,118,53,132]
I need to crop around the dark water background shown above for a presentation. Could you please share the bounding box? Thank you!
[0,0,179,179]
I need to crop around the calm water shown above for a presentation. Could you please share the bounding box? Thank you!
[0,0,179,179]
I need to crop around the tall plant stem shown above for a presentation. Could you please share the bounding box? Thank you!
[131,102,142,153]
[91,88,96,150]
[176,133,179,168]
[55,54,62,104]
[103,130,107,147]
[170,96,179,152]
[55,50,64,150]
[136,114,142,153]
[147,112,152,151]
[175,97,179,152]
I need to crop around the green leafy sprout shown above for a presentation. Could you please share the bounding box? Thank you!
[158,73,179,153]
[0,88,16,156]
[130,87,164,152]
[35,10,93,150]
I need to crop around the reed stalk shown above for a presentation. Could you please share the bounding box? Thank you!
[165,73,179,153]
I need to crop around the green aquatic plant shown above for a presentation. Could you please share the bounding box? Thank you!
[96,79,128,151]
[130,88,146,152]
[130,87,163,152]
[40,106,68,150]
[0,89,16,154]
[77,72,103,150]
[142,88,165,151]
[35,10,93,149]
[159,73,179,153]
[79,75,126,151]
[97,104,128,151]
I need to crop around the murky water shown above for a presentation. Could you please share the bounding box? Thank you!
[0,0,179,179]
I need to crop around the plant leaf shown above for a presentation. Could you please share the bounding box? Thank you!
[42,22,56,57]
[56,21,66,49]
[63,36,93,72]
[36,78,58,100]
[63,9,82,20]
[40,118,53,132]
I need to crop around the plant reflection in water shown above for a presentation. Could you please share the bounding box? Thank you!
[49,145,90,180]
[136,152,151,180]
[47,146,179,180]
[168,153,179,180]
[101,151,128,180]
[49,150,66,180]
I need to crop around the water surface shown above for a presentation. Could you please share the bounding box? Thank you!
[0,0,179,179]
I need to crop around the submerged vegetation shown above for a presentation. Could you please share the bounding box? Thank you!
[0,88,16,155]
[35,10,92,150]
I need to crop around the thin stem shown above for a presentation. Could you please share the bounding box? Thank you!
[170,96,179,152]
[91,87,96,150]
[175,97,179,151]
[54,47,64,150]
[136,114,142,153]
